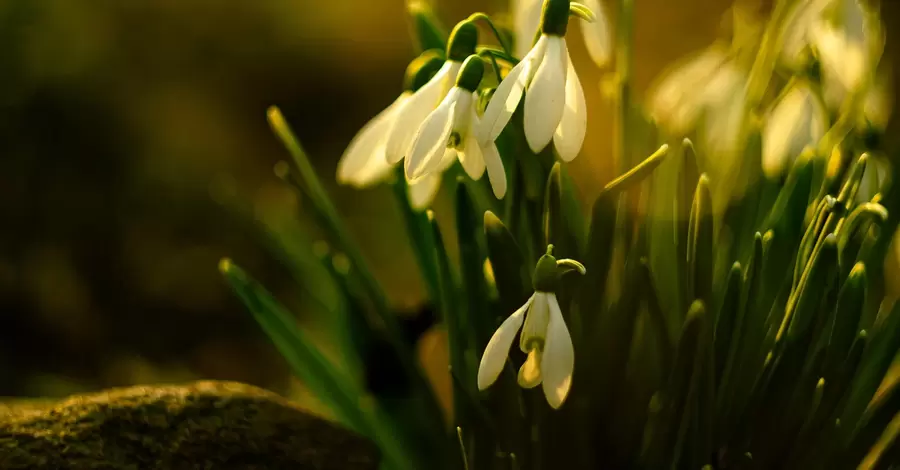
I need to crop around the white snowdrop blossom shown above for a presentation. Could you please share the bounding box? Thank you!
[385,21,479,166]
[335,53,448,210]
[477,246,585,409]
[480,0,589,161]
[762,83,828,179]
[406,56,508,199]
[810,0,881,95]
[514,0,611,67]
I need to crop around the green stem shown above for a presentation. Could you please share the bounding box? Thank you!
[468,12,513,55]
[267,106,401,344]
[614,0,633,174]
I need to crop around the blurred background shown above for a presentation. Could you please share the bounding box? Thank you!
[0,0,745,399]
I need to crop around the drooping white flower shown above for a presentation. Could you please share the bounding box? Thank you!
[385,21,479,165]
[647,43,744,136]
[514,0,611,68]
[480,0,588,161]
[406,55,507,199]
[762,82,828,179]
[477,246,585,409]
[810,0,881,95]
[335,52,448,210]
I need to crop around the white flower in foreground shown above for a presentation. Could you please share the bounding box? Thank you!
[480,0,589,161]
[477,245,585,409]
[335,52,448,210]
[406,55,507,199]
[514,0,611,67]
[762,82,827,179]
[385,21,479,165]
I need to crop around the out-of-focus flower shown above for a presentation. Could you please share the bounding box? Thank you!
[762,82,828,179]
[861,71,893,132]
[386,21,479,165]
[480,0,588,161]
[514,0,611,67]
[406,56,507,199]
[647,44,745,137]
[477,246,584,409]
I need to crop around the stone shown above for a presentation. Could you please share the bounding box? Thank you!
[0,381,378,469]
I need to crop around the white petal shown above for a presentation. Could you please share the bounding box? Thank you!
[337,93,408,186]
[479,36,549,144]
[405,89,459,180]
[812,23,867,93]
[541,292,574,409]
[459,134,486,180]
[864,73,892,130]
[517,348,543,388]
[525,36,568,153]
[477,295,535,391]
[385,61,459,164]
[520,292,549,352]
[408,173,442,211]
[482,141,508,199]
[553,49,587,162]
[514,0,543,59]
[647,45,729,134]
[580,0,612,67]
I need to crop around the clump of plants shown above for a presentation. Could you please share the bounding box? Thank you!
[220,0,900,468]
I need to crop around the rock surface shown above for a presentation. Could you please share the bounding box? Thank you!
[0,381,378,469]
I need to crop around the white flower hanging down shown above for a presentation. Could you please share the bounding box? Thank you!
[336,53,447,210]
[479,0,594,162]
[762,82,828,179]
[385,21,479,166]
[405,55,508,199]
[477,245,586,409]
[513,0,611,67]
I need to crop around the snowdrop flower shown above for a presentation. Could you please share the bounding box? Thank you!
[477,245,585,409]
[406,55,508,199]
[762,82,828,179]
[385,21,479,165]
[480,0,590,161]
[514,0,611,67]
[335,52,447,210]
[647,44,744,137]
[810,0,882,95]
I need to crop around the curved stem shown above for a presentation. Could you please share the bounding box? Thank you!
[468,12,513,55]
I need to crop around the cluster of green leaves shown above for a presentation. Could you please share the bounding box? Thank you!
[220,3,900,470]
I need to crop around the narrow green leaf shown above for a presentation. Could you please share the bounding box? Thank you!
[456,183,492,353]
[841,380,900,466]
[543,162,578,260]
[219,259,366,432]
[598,144,670,198]
[825,263,868,374]
[484,210,531,314]
[840,301,900,438]
[579,191,618,323]
[688,174,714,309]
[782,234,839,343]
[715,262,743,389]
[392,166,441,308]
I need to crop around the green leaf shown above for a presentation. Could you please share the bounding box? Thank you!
[598,144,670,199]
[543,162,578,260]
[579,191,618,324]
[782,234,839,343]
[841,379,900,466]
[688,174,714,309]
[408,0,447,51]
[219,259,367,433]
[840,301,900,439]
[715,262,744,390]
[392,167,441,308]
[455,183,492,354]
[484,210,531,314]
[824,263,868,375]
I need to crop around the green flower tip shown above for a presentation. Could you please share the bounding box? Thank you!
[541,0,570,36]
[687,299,706,321]
[483,210,504,230]
[849,262,866,279]
[218,257,233,274]
[447,21,479,62]
[456,55,485,92]
[532,246,559,292]
[405,50,446,92]
[426,209,436,223]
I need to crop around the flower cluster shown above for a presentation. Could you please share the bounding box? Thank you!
[337,0,611,211]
